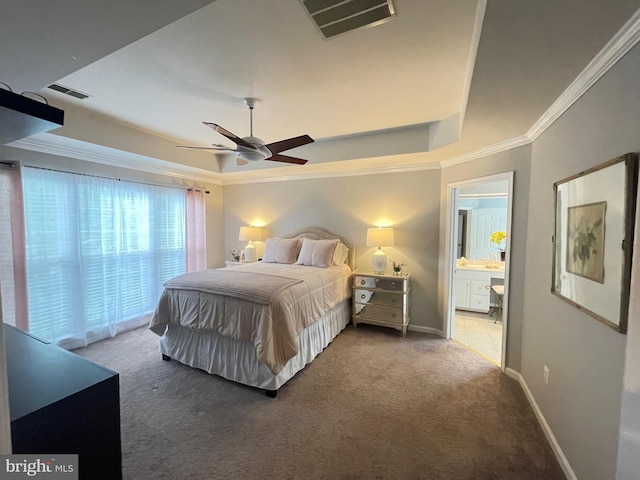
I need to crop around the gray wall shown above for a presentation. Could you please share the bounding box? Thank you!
[522,43,640,480]
[617,193,640,480]
[223,169,443,332]
[439,145,532,371]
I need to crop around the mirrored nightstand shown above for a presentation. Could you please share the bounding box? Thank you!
[352,270,410,336]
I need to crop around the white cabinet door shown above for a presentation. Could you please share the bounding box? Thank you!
[455,269,496,313]
[455,278,470,308]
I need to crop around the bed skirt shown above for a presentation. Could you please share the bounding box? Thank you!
[159,299,351,391]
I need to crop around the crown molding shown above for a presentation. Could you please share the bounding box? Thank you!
[13,132,532,186]
[222,134,533,184]
[10,136,224,185]
[439,135,531,169]
[221,159,441,185]
[527,7,640,141]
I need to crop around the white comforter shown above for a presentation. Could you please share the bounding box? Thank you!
[149,262,352,374]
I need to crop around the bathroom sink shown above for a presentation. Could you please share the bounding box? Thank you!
[457,263,504,272]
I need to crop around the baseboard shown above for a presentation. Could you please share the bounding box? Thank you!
[505,368,577,480]
[408,325,443,337]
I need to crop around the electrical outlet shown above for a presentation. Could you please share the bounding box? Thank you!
[543,365,550,384]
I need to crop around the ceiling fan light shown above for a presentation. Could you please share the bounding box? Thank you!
[238,150,267,162]
[237,139,271,162]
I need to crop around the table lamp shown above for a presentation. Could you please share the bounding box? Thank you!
[366,227,394,273]
[239,226,261,262]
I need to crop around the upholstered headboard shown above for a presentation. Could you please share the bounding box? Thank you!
[281,227,354,270]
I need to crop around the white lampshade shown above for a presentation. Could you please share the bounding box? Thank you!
[366,227,394,273]
[239,226,262,262]
[238,226,262,242]
[366,227,395,247]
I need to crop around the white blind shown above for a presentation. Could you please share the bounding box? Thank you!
[22,167,185,348]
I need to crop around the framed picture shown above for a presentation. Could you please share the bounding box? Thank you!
[552,153,638,333]
[566,201,606,283]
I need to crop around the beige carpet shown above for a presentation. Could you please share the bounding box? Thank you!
[74,324,564,480]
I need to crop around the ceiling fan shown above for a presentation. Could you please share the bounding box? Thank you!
[177,98,314,166]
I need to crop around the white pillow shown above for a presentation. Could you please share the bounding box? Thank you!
[295,238,339,268]
[332,241,349,265]
[261,238,299,264]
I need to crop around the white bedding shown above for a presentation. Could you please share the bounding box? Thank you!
[149,262,352,374]
[160,300,351,390]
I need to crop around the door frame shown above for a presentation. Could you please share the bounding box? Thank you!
[443,171,514,370]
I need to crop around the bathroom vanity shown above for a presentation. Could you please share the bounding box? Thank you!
[455,264,505,313]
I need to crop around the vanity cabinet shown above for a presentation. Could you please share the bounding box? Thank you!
[352,270,410,336]
[455,268,504,313]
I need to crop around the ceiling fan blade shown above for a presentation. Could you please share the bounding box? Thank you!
[266,134,314,155]
[176,145,236,152]
[268,153,308,165]
[203,122,258,150]
[237,158,249,166]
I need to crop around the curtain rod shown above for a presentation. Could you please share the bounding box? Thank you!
[186,187,211,194]
[24,165,210,194]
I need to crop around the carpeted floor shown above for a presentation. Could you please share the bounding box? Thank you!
[74,324,565,480]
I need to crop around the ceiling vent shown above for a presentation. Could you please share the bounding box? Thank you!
[47,83,90,100]
[300,0,396,39]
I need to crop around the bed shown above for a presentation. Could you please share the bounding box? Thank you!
[149,227,353,396]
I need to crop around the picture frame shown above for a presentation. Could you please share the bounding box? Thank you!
[552,153,638,333]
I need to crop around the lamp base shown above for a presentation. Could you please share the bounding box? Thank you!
[244,243,257,262]
[372,249,387,273]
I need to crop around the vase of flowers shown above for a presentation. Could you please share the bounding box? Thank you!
[391,260,407,276]
[229,250,242,262]
[490,231,507,261]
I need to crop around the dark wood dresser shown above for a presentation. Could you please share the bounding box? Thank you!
[5,325,122,479]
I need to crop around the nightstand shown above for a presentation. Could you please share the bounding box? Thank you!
[352,270,410,336]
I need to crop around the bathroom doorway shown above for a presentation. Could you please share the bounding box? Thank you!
[444,173,513,369]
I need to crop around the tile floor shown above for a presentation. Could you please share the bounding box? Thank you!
[453,310,503,365]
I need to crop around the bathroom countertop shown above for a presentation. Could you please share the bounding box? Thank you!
[456,263,505,272]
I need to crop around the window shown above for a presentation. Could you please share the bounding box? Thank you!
[22,167,185,348]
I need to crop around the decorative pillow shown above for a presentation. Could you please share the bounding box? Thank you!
[261,238,300,264]
[295,238,339,268]
[332,241,349,265]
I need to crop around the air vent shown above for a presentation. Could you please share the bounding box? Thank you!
[47,83,90,100]
[301,0,396,39]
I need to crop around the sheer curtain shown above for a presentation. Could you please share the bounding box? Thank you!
[185,188,207,272]
[22,167,186,348]
[0,161,28,330]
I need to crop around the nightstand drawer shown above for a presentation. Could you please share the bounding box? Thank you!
[354,289,403,307]
[354,275,407,292]
[353,304,404,324]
